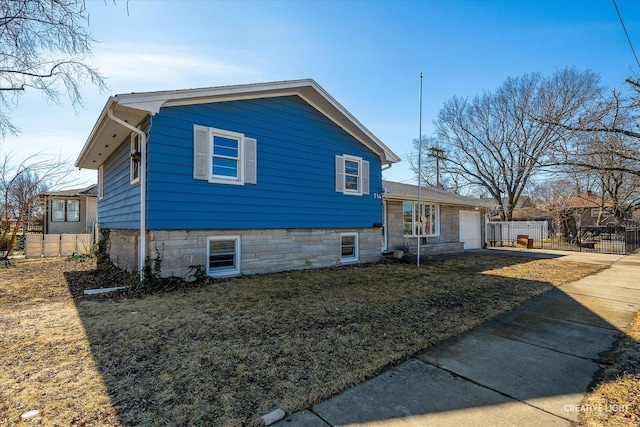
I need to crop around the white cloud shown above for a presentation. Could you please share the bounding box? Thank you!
[93,43,266,92]
[1,126,98,188]
[1,40,272,188]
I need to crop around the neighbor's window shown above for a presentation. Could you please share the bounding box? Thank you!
[130,132,141,184]
[67,200,80,222]
[403,202,439,237]
[52,199,80,222]
[591,208,600,218]
[52,200,65,222]
[341,232,359,263]
[207,236,241,277]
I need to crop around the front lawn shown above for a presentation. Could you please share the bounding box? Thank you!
[0,255,606,426]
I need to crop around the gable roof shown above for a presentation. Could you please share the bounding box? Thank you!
[75,79,400,169]
[501,196,534,209]
[39,184,97,198]
[491,207,552,221]
[567,191,606,208]
[382,180,496,208]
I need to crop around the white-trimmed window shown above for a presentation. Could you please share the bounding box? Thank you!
[341,232,359,263]
[207,236,241,277]
[335,155,369,196]
[591,208,600,218]
[403,202,440,237]
[212,131,242,181]
[193,125,257,185]
[344,157,360,193]
[130,133,141,184]
[52,199,80,222]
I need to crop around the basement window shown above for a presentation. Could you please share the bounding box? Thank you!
[341,233,359,263]
[207,236,241,277]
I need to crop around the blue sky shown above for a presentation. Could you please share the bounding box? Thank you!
[4,0,640,187]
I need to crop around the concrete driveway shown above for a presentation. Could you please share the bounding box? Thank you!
[274,249,640,427]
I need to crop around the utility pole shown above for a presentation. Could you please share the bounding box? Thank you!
[428,147,445,189]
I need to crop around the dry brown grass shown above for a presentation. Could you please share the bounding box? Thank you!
[579,313,640,426]
[0,259,120,426]
[0,254,606,426]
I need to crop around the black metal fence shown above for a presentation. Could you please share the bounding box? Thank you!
[487,222,640,255]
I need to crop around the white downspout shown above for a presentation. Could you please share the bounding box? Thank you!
[107,109,147,277]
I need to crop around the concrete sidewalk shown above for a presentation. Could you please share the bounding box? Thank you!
[274,250,640,426]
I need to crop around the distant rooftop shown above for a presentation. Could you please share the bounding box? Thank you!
[40,184,97,197]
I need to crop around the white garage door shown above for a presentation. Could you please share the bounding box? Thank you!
[459,210,482,250]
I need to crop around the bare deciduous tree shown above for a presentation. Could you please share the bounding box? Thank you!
[583,131,640,224]
[0,0,107,137]
[532,177,579,237]
[543,77,640,224]
[433,68,602,220]
[545,79,640,178]
[1,153,75,260]
[409,136,469,193]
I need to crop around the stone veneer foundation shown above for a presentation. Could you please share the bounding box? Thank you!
[106,228,382,278]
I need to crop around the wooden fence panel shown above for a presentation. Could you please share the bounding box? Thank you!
[77,234,92,255]
[43,234,61,257]
[60,234,77,256]
[24,234,43,259]
[24,234,93,258]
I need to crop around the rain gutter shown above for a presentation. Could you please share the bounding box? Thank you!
[107,108,147,278]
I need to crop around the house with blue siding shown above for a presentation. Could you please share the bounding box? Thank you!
[76,79,400,277]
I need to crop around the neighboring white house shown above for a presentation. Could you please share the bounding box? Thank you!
[39,184,97,235]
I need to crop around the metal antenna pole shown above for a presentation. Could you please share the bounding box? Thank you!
[417,72,423,267]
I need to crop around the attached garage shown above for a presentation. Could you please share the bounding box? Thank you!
[459,210,482,249]
[382,181,495,255]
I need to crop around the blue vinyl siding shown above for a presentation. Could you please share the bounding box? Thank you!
[98,141,141,228]
[146,95,383,230]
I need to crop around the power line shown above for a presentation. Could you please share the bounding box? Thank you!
[397,152,415,161]
[613,0,640,69]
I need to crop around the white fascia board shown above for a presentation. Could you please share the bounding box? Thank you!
[114,79,317,114]
[297,83,400,165]
[114,79,400,164]
[77,79,400,168]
